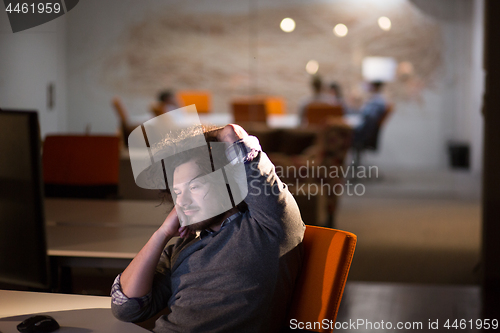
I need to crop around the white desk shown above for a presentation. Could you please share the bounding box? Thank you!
[45,199,176,269]
[130,112,302,128]
[0,290,148,332]
[129,112,359,130]
[45,198,172,227]
[47,224,159,261]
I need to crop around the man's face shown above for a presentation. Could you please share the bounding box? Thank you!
[172,159,232,230]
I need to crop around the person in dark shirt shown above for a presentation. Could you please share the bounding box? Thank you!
[112,124,305,332]
[353,81,388,149]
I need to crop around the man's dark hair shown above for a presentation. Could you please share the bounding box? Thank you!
[370,81,385,93]
[157,125,248,212]
[158,90,174,103]
[311,75,323,94]
[155,124,221,196]
[329,82,343,98]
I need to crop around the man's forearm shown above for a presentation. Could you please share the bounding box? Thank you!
[120,229,174,298]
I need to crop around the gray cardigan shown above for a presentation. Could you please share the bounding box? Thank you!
[111,138,305,332]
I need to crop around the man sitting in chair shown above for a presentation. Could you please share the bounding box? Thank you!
[298,75,336,125]
[111,122,305,332]
[353,80,388,149]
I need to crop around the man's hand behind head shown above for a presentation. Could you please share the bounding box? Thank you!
[159,207,194,239]
[217,124,248,144]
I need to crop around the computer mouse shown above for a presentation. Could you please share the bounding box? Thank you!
[17,315,60,333]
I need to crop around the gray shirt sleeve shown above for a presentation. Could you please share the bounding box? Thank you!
[111,248,174,323]
[230,136,304,238]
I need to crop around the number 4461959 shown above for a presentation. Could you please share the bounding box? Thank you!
[444,319,498,330]
[5,2,61,14]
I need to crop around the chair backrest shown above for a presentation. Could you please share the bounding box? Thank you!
[231,100,267,124]
[177,90,211,113]
[112,97,129,125]
[364,103,394,150]
[306,103,344,125]
[288,225,356,332]
[378,103,394,126]
[319,122,353,169]
[265,96,286,115]
[42,135,120,198]
[111,97,136,144]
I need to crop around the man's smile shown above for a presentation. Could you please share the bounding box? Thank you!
[182,208,200,216]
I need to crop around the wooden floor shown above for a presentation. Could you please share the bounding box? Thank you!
[335,168,482,285]
[320,169,485,332]
[335,282,482,333]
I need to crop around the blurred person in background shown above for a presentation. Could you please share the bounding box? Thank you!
[328,81,351,113]
[298,75,335,124]
[150,90,179,117]
[352,81,387,149]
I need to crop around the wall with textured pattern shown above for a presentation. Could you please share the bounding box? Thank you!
[65,0,482,170]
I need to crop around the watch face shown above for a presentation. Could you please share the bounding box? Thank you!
[128,106,247,225]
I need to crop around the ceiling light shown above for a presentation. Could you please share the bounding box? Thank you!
[378,16,391,31]
[333,24,348,37]
[306,60,319,75]
[280,18,296,33]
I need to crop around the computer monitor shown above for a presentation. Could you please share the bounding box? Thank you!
[0,109,49,289]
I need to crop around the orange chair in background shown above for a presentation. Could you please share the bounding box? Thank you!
[265,96,286,115]
[43,135,120,199]
[231,95,286,124]
[305,103,344,125]
[288,225,357,332]
[177,90,211,113]
[231,99,268,124]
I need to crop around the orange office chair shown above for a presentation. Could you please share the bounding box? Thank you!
[288,225,357,332]
[231,99,268,124]
[265,96,286,115]
[177,90,211,113]
[42,135,120,199]
[305,103,344,125]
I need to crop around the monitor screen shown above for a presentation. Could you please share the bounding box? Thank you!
[0,109,49,289]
